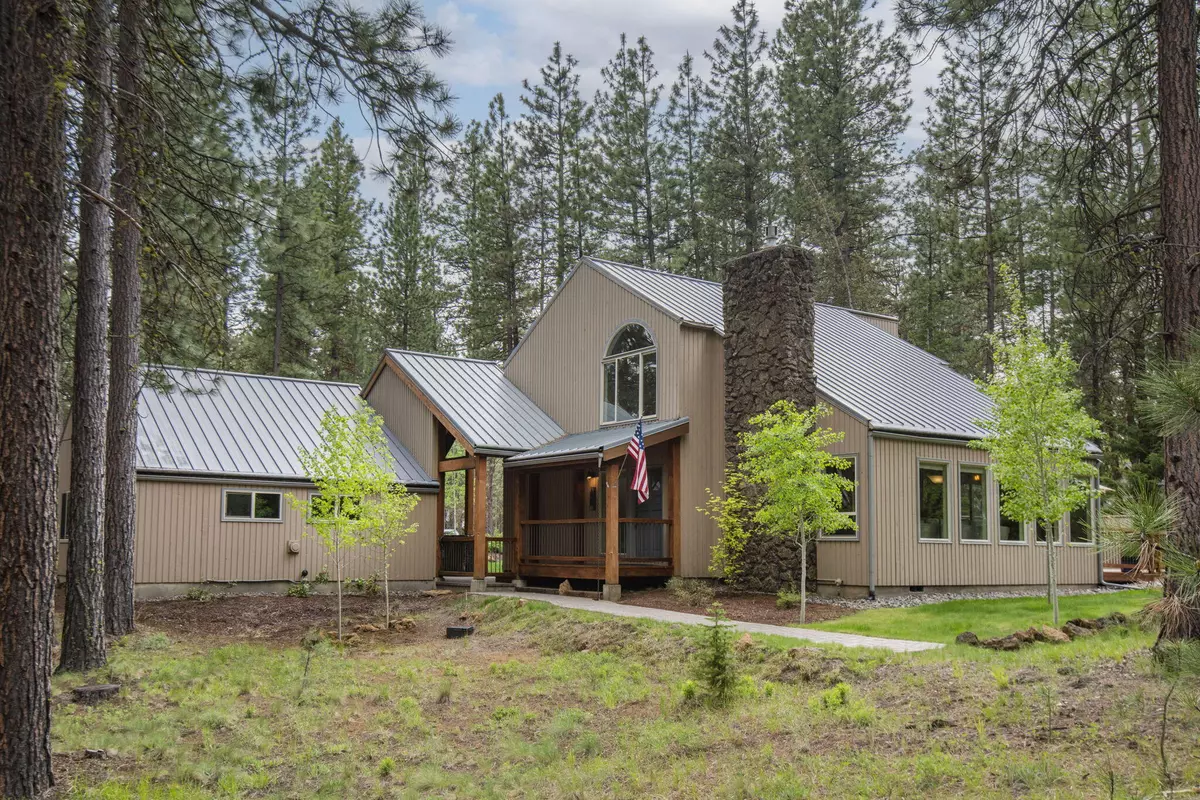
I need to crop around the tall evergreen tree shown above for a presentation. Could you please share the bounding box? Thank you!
[774,0,910,309]
[703,0,775,258]
[306,118,372,381]
[596,35,665,266]
[519,43,594,290]
[662,52,713,277]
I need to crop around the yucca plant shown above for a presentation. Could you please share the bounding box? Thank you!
[1100,477,1177,579]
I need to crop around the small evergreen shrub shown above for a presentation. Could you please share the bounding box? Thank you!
[287,582,311,598]
[377,757,395,777]
[667,577,715,607]
[693,603,738,707]
[776,588,803,609]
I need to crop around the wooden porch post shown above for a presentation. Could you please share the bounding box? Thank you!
[435,472,445,577]
[513,471,526,584]
[604,460,621,601]
[670,438,681,576]
[471,456,489,588]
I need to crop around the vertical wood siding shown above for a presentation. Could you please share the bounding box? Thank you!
[676,327,725,577]
[505,264,684,434]
[873,437,1098,587]
[133,479,436,583]
[364,366,436,475]
[815,404,870,587]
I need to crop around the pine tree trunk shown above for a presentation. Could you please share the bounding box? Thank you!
[1158,0,1200,642]
[0,0,68,790]
[60,0,113,674]
[104,0,145,639]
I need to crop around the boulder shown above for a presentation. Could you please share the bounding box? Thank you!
[1097,612,1128,628]
[1061,622,1093,639]
[1067,618,1102,631]
[558,580,573,596]
[736,633,755,651]
[388,617,416,630]
[1012,629,1035,644]
[955,631,980,646]
[72,684,120,705]
[980,635,1022,651]
[354,623,381,633]
[1034,625,1071,644]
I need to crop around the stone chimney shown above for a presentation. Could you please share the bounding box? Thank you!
[722,245,817,591]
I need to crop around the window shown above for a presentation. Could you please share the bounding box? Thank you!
[1035,519,1061,545]
[602,323,657,423]
[308,493,360,522]
[223,489,283,521]
[1069,504,1092,544]
[996,483,1025,543]
[959,466,989,541]
[822,457,857,537]
[918,462,949,540]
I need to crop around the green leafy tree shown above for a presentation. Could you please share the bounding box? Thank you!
[702,401,856,622]
[359,487,419,631]
[972,268,1102,624]
[291,401,415,640]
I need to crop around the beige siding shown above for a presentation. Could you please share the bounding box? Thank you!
[814,404,870,587]
[676,327,725,577]
[873,436,1098,588]
[852,313,899,337]
[132,479,436,584]
[364,366,437,474]
[505,264,686,433]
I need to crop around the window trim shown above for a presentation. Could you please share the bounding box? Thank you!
[222,488,284,523]
[917,459,952,543]
[1067,478,1098,547]
[819,453,859,541]
[600,321,658,426]
[1033,517,1065,547]
[957,462,991,544]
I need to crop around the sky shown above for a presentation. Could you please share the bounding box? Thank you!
[341,0,946,202]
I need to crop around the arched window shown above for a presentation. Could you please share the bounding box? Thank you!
[603,323,657,423]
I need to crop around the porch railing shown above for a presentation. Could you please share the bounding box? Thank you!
[438,535,517,576]
[520,518,672,565]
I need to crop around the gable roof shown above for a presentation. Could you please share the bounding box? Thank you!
[136,367,437,488]
[381,350,565,456]
[581,257,994,440]
[507,418,690,467]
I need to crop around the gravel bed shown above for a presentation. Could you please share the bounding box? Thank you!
[810,582,1159,610]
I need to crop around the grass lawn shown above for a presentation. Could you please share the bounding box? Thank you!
[803,589,1162,644]
[50,590,1199,799]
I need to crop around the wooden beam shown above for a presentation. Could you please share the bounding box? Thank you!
[605,460,620,586]
[438,456,477,473]
[514,472,526,569]
[669,438,681,576]
[601,421,690,461]
[435,472,445,576]
[472,456,489,580]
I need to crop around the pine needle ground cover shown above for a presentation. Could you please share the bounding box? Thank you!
[53,592,1198,798]
[803,589,1161,645]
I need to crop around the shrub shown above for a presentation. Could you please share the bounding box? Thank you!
[776,588,803,609]
[287,582,311,598]
[377,757,396,777]
[813,681,852,710]
[693,603,738,707]
[667,577,715,608]
[678,679,701,705]
[184,587,214,602]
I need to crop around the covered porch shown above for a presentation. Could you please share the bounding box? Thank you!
[504,419,688,600]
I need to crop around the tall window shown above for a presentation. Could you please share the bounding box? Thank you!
[997,483,1025,543]
[918,462,949,540]
[1069,504,1092,544]
[822,457,857,537]
[959,466,989,541]
[603,323,657,423]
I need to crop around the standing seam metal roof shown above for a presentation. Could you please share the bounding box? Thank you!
[384,350,565,454]
[582,258,995,440]
[506,418,690,465]
[135,367,437,487]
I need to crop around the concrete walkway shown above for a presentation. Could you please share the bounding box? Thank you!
[469,591,943,653]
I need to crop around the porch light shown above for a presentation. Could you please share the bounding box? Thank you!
[928,474,944,485]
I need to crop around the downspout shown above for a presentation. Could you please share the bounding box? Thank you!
[867,429,876,600]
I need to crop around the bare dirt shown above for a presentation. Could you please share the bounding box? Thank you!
[619,587,854,625]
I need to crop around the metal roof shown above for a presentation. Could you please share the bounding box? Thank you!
[384,350,565,455]
[507,418,690,466]
[136,367,437,487]
[583,258,995,440]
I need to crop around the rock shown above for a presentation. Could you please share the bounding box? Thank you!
[72,684,120,705]
[736,633,755,651]
[388,617,416,630]
[354,623,381,633]
[342,633,360,646]
[1012,629,1035,644]
[83,748,112,759]
[1061,622,1093,639]
[558,580,573,595]
[980,636,1022,651]
[1067,618,1101,631]
[1033,624,1070,644]
[1096,612,1127,628]
[955,631,980,646]
[929,718,953,729]
[421,589,453,597]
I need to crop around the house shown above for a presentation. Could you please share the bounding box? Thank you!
[57,254,1103,599]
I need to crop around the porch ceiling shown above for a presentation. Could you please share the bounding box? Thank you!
[505,417,689,468]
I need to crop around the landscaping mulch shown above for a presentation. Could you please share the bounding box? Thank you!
[619,588,854,625]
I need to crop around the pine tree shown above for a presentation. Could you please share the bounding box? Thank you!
[519,43,594,290]
[662,52,713,277]
[774,0,910,309]
[375,143,445,353]
[306,118,372,381]
[596,35,665,266]
[703,0,775,258]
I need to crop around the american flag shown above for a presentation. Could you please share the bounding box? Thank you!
[627,419,649,504]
